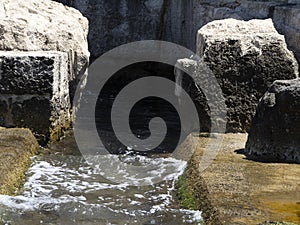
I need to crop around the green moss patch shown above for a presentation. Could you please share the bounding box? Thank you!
[175,172,198,210]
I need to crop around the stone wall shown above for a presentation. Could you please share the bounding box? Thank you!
[54,0,165,62]
[273,5,300,63]
[53,0,300,65]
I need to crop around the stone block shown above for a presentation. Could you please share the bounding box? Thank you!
[0,0,89,80]
[177,19,298,133]
[198,19,298,132]
[245,79,300,163]
[0,51,71,144]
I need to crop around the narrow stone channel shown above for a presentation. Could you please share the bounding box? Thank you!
[0,154,202,225]
[0,62,202,225]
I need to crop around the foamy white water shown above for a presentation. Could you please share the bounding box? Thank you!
[0,154,202,225]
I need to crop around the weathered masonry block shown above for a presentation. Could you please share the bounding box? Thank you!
[0,51,71,144]
[246,79,300,163]
[176,19,298,133]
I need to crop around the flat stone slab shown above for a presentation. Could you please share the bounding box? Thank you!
[184,133,300,224]
[0,127,39,195]
[0,51,71,144]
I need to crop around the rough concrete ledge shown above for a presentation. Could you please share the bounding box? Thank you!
[0,127,39,195]
[185,133,300,225]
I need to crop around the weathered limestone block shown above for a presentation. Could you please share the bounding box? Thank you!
[0,127,39,195]
[0,51,71,144]
[175,58,227,133]
[194,18,298,132]
[0,0,89,97]
[245,79,300,163]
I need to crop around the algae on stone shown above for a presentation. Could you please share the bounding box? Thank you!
[0,127,39,195]
[175,172,198,210]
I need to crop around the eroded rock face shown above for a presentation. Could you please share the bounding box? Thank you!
[0,51,71,144]
[0,0,89,82]
[245,79,300,163]
[273,5,300,65]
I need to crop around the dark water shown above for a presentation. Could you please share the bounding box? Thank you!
[95,62,184,155]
